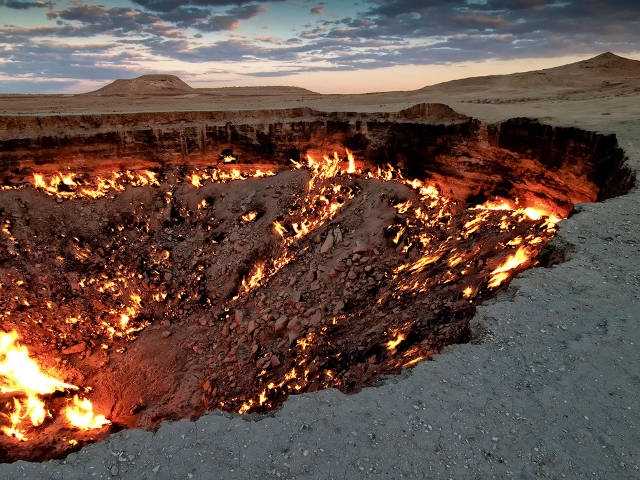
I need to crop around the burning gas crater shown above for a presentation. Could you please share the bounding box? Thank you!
[1,149,563,462]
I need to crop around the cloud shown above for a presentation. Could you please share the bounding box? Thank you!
[305,0,640,64]
[2,0,640,93]
[0,38,141,86]
[195,4,268,31]
[30,1,276,37]
[0,0,50,9]
[130,0,285,13]
[336,0,640,39]
[38,5,174,37]
[0,78,80,94]
[151,6,211,27]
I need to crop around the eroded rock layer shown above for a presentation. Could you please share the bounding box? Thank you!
[0,104,633,213]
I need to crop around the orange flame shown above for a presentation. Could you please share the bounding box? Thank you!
[1,331,77,395]
[64,395,111,430]
[242,211,258,222]
[241,263,265,293]
[1,331,110,439]
[1,331,77,439]
[386,331,406,351]
[488,247,530,288]
[345,148,357,174]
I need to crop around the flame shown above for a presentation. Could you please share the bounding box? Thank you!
[386,331,406,351]
[64,395,111,430]
[474,198,560,228]
[488,247,530,288]
[1,331,76,396]
[273,221,287,237]
[190,174,202,188]
[242,211,258,223]
[1,331,110,439]
[345,148,357,174]
[241,263,265,293]
[30,170,160,199]
[23,167,275,199]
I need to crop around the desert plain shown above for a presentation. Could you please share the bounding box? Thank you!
[0,52,638,478]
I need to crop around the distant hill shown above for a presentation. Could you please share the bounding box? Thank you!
[86,75,195,96]
[84,75,320,97]
[197,86,319,96]
[564,51,640,75]
[418,52,640,97]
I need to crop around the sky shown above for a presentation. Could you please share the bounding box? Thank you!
[1,0,640,94]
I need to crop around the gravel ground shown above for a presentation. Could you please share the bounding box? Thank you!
[1,98,638,479]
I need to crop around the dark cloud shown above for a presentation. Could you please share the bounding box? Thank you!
[152,6,211,27]
[129,0,190,12]
[305,0,640,63]
[167,38,267,61]
[311,6,324,15]
[338,0,640,39]
[0,0,50,9]
[130,0,284,13]
[196,4,267,31]
[36,1,273,34]
[33,5,175,37]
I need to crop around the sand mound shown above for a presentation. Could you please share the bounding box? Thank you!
[87,74,195,96]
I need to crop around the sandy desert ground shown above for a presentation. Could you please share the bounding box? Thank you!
[0,52,638,478]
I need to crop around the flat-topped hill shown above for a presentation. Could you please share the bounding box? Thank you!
[86,74,195,96]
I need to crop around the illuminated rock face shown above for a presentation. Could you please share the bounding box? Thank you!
[0,104,633,209]
[0,105,635,463]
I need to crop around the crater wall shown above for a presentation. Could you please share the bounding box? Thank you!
[0,103,635,212]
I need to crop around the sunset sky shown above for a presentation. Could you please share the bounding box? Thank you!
[1,0,639,94]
